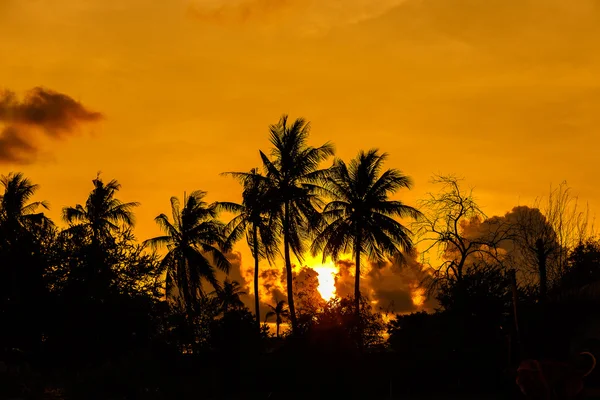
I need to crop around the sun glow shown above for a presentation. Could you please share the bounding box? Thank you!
[306,256,338,301]
[313,266,337,301]
[411,286,425,307]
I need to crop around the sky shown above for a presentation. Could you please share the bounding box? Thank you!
[2,0,600,314]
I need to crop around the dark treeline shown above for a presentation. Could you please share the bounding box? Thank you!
[1,115,600,399]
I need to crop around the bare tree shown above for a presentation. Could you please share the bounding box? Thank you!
[414,175,511,296]
[503,206,558,302]
[505,182,595,301]
[538,181,595,275]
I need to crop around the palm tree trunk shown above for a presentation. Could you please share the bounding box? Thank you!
[355,234,363,350]
[253,225,261,331]
[354,236,362,317]
[283,201,298,334]
[276,321,280,338]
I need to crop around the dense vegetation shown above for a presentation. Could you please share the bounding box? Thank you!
[1,115,600,399]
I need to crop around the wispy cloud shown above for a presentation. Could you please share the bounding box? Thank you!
[187,0,409,34]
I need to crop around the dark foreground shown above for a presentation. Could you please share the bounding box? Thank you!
[1,348,520,400]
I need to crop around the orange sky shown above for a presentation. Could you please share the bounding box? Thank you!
[2,0,600,311]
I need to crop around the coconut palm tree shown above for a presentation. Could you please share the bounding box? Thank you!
[311,149,422,317]
[266,300,289,338]
[0,173,53,351]
[219,168,280,330]
[62,175,139,296]
[212,278,246,314]
[0,172,52,246]
[144,191,231,319]
[260,115,334,334]
[62,175,139,246]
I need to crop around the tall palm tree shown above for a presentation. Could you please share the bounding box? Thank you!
[219,168,280,330]
[212,278,246,314]
[62,175,139,294]
[62,175,139,247]
[260,114,335,334]
[265,300,289,338]
[144,191,231,319]
[311,149,422,317]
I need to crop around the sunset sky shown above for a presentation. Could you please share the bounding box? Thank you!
[2,0,600,313]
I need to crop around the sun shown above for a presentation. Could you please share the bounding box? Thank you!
[305,255,338,301]
[313,266,337,301]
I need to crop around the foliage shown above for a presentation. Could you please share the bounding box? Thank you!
[220,168,280,328]
[0,172,53,353]
[145,191,230,318]
[2,123,600,399]
[307,296,386,351]
[258,114,335,333]
[62,175,139,245]
[212,278,246,314]
[312,148,421,315]
[266,300,289,338]
[558,238,600,294]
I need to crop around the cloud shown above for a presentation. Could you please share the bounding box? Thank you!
[335,254,436,314]
[187,0,409,34]
[188,0,295,23]
[0,87,103,164]
[230,248,436,318]
[446,205,566,286]
[232,252,289,317]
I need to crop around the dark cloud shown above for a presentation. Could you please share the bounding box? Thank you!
[0,126,36,164]
[230,253,288,318]
[480,206,560,283]
[335,255,437,314]
[0,87,103,164]
[334,259,355,299]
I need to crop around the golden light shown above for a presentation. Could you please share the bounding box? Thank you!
[411,285,425,308]
[313,266,337,301]
[305,255,338,301]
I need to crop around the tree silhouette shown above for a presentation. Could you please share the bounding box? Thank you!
[0,172,53,352]
[415,175,510,296]
[212,278,246,314]
[219,168,280,330]
[265,300,289,338]
[505,206,559,303]
[62,176,139,247]
[260,114,334,334]
[62,176,139,296]
[144,191,231,320]
[311,149,421,317]
[0,172,52,244]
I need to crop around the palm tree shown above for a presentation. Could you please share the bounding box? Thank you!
[265,300,289,338]
[62,175,139,247]
[0,173,53,350]
[260,114,334,334]
[219,168,280,330]
[212,278,246,314]
[144,191,231,319]
[62,175,139,295]
[311,149,422,317]
[0,172,52,246]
